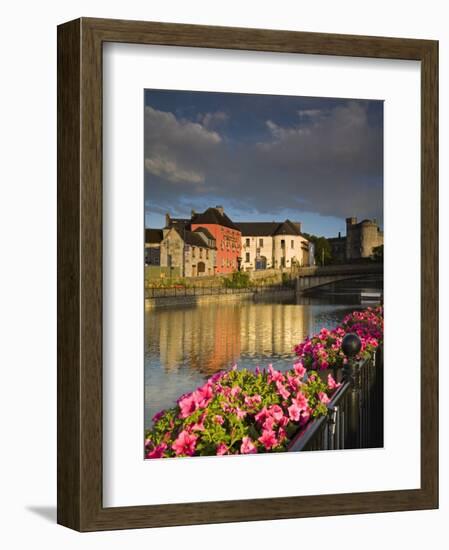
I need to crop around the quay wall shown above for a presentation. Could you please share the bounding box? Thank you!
[145,288,295,309]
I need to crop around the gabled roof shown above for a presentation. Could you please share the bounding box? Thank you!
[193,226,215,241]
[236,222,280,237]
[236,219,304,237]
[191,207,239,231]
[273,219,302,236]
[167,217,191,230]
[170,227,215,249]
[145,228,163,244]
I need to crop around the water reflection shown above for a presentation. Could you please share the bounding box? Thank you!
[144,276,382,425]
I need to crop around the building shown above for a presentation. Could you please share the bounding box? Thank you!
[235,220,311,271]
[166,206,242,275]
[345,217,384,261]
[328,232,346,264]
[145,229,163,266]
[328,217,384,262]
[160,226,216,277]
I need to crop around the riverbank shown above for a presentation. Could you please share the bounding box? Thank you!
[145,286,295,309]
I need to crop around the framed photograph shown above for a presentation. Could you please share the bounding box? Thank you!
[57,17,438,531]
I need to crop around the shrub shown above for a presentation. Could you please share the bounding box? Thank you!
[294,306,383,370]
[145,364,340,458]
[223,271,251,288]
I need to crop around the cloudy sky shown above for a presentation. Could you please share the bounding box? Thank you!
[144,89,383,237]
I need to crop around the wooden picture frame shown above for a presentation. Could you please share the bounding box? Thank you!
[57,17,438,531]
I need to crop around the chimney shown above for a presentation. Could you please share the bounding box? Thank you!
[292,221,302,233]
[191,209,196,218]
[346,216,357,226]
[338,231,341,238]
[215,205,224,215]
[165,213,170,227]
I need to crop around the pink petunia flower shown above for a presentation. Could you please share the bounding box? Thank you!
[288,402,302,422]
[275,380,290,400]
[293,391,309,411]
[214,414,224,425]
[267,364,284,383]
[216,443,228,455]
[172,430,197,456]
[268,404,284,423]
[318,391,330,405]
[178,393,199,418]
[152,410,165,423]
[255,406,269,425]
[327,373,341,390]
[230,386,241,398]
[263,415,276,431]
[240,436,258,454]
[146,442,167,459]
[190,412,207,432]
[293,362,307,378]
[258,429,278,450]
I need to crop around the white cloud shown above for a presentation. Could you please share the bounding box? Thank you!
[298,109,322,118]
[144,157,204,184]
[197,111,229,129]
[144,106,222,186]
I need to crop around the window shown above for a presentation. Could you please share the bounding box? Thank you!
[259,238,263,247]
[246,252,250,263]
[291,240,294,249]
[206,249,209,259]
[281,239,285,248]
[192,248,196,258]
[199,248,203,259]
[246,238,250,247]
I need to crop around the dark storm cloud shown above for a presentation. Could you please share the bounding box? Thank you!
[144,95,383,225]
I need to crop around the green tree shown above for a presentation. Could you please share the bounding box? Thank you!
[372,244,384,261]
[303,233,333,266]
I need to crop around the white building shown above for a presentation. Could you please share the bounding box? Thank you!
[236,220,311,271]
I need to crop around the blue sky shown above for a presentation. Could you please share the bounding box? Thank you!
[144,90,383,237]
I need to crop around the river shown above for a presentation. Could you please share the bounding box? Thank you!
[144,275,382,425]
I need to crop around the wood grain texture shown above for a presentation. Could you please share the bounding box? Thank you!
[57,18,81,531]
[57,17,439,532]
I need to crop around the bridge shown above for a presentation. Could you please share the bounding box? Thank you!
[296,263,383,294]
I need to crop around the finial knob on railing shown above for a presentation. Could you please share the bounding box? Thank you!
[341,333,362,357]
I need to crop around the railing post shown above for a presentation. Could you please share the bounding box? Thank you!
[342,333,362,449]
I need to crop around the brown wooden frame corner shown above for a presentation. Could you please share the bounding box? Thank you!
[57,17,438,532]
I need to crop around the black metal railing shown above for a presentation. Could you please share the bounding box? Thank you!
[288,343,383,452]
[145,283,295,299]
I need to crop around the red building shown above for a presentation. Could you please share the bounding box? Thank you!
[190,206,242,274]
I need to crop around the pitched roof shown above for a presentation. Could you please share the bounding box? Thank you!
[145,228,163,244]
[167,217,191,230]
[191,207,239,231]
[193,226,215,241]
[171,227,215,249]
[236,219,304,237]
[236,222,279,237]
[273,220,302,236]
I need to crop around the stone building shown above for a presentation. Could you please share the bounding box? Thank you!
[144,229,163,266]
[236,220,311,271]
[190,207,242,274]
[160,226,217,277]
[166,206,242,274]
[328,232,346,264]
[328,217,384,262]
[345,217,384,260]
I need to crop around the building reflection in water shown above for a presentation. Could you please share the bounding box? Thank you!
[146,300,313,377]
